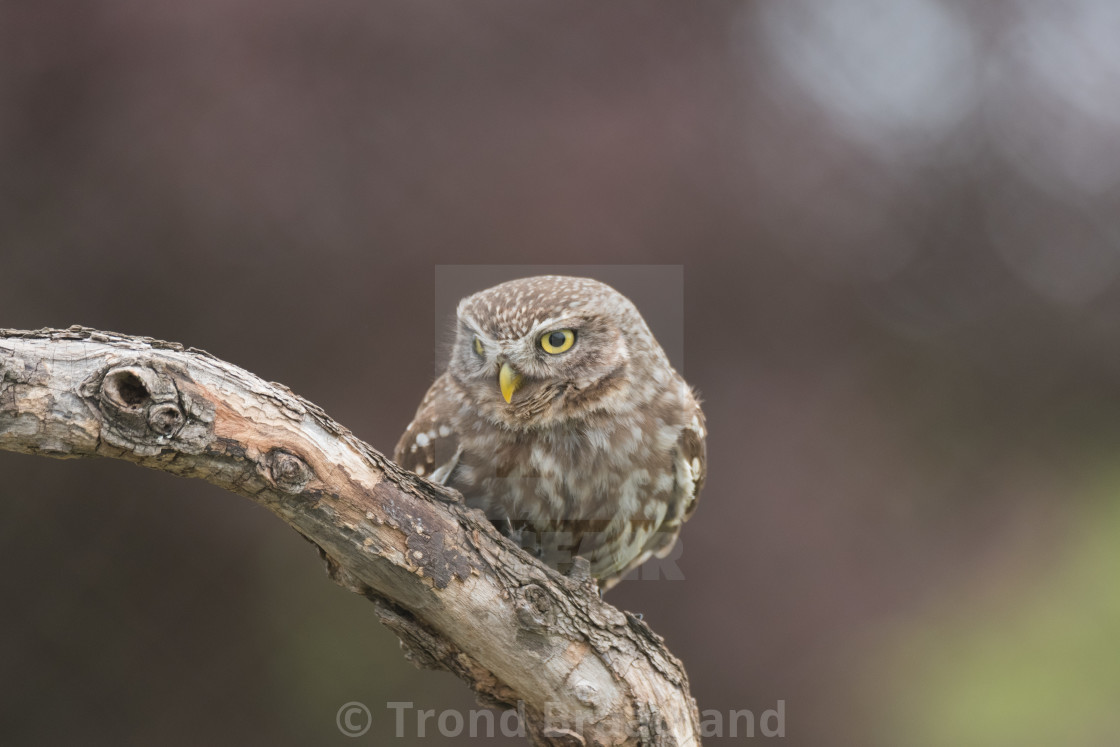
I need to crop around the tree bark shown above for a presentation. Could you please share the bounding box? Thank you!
[0,326,701,746]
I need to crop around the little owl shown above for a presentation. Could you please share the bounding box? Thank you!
[395,275,705,591]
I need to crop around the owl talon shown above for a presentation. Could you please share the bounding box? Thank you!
[495,516,515,538]
[498,519,528,547]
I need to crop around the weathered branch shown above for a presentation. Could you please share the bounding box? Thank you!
[0,327,700,745]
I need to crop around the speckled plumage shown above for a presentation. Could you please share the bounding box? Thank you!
[394,276,706,591]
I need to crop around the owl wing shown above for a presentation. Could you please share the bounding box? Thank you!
[650,403,707,559]
[600,401,707,591]
[393,373,463,485]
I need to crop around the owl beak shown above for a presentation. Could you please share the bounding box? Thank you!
[499,362,523,404]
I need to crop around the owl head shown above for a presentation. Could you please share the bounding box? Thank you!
[448,276,665,428]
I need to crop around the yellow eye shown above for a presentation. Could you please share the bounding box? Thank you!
[540,329,575,354]
[473,337,484,356]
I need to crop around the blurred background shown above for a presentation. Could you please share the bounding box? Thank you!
[3,0,1120,744]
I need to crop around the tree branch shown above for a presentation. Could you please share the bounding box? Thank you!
[0,326,700,745]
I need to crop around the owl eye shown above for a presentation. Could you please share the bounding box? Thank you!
[540,329,576,354]
[472,336,485,356]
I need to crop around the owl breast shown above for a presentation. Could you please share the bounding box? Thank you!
[442,386,686,580]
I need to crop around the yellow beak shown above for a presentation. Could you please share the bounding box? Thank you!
[499,362,523,404]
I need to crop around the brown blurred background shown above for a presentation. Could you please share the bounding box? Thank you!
[4,1,1120,744]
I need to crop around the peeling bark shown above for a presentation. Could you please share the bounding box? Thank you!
[0,327,701,746]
